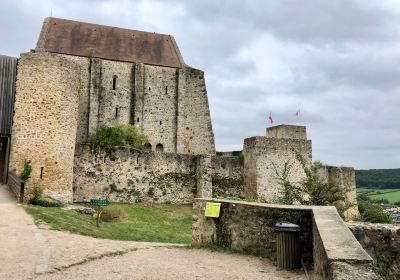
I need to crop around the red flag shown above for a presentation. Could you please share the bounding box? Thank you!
[268,112,273,125]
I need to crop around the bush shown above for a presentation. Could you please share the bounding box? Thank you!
[371,198,389,204]
[28,184,62,207]
[20,162,32,181]
[394,201,400,207]
[100,207,126,222]
[88,124,149,150]
[29,184,43,204]
[273,153,353,218]
[30,197,63,207]
[358,202,392,223]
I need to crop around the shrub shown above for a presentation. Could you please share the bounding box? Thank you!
[394,201,400,207]
[30,197,63,207]
[371,198,389,204]
[20,162,32,181]
[100,207,125,222]
[358,202,392,223]
[29,184,43,204]
[28,184,62,207]
[273,153,353,218]
[88,123,149,150]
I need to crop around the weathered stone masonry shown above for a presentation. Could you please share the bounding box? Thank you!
[73,144,243,203]
[9,17,215,201]
[9,52,80,201]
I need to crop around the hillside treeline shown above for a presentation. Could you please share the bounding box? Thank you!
[356,168,400,189]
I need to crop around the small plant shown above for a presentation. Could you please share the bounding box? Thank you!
[28,184,62,207]
[29,184,43,204]
[20,162,32,182]
[272,161,302,205]
[147,187,155,197]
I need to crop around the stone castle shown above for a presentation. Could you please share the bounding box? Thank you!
[0,17,358,219]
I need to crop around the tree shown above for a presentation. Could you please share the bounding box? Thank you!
[88,124,149,150]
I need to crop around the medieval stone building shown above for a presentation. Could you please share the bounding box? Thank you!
[7,17,215,201]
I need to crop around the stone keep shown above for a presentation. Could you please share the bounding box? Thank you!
[243,125,312,201]
[9,17,216,202]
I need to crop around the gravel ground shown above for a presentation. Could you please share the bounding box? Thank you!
[0,185,306,280]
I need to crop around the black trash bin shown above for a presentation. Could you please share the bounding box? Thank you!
[275,222,301,270]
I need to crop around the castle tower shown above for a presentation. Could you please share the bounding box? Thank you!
[243,125,312,201]
[8,52,80,202]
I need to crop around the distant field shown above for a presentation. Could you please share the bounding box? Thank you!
[357,187,400,203]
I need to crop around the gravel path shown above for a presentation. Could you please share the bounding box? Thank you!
[0,184,306,280]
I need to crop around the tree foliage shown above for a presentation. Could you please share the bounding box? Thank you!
[358,202,392,224]
[356,168,400,189]
[88,124,149,150]
[20,161,32,182]
[273,153,353,218]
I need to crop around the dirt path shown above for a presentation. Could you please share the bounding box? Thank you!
[0,184,306,280]
[0,185,48,279]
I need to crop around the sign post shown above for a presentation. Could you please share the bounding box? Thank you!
[90,199,110,227]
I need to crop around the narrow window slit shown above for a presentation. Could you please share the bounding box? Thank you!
[112,76,117,90]
[40,167,44,179]
[115,107,119,118]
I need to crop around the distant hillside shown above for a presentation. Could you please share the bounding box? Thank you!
[356,168,400,189]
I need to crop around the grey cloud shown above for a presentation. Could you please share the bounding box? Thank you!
[0,0,399,169]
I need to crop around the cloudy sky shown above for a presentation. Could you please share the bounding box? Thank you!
[1,0,399,169]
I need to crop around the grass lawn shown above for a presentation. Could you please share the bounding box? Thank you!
[24,203,192,244]
[357,187,400,203]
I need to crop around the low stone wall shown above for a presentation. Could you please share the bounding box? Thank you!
[73,145,244,203]
[192,198,378,279]
[348,222,400,279]
[192,199,313,258]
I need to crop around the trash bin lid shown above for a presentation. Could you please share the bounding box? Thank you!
[275,222,300,232]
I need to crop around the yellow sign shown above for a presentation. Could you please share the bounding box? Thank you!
[205,202,221,218]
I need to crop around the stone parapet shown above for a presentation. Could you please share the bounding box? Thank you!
[192,198,378,279]
[267,125,307,140]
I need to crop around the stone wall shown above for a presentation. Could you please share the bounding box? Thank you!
[140,64,179,153]
[9,52,80,202]
[319,166,359,220]
[211,156,244,198]
[192,199,313,259]
[243,136,312,201]
[192,198,378,279]
[348,222,400,279]
[73,145,243,203]
[176,67,215,155]
[56,54,215,156]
